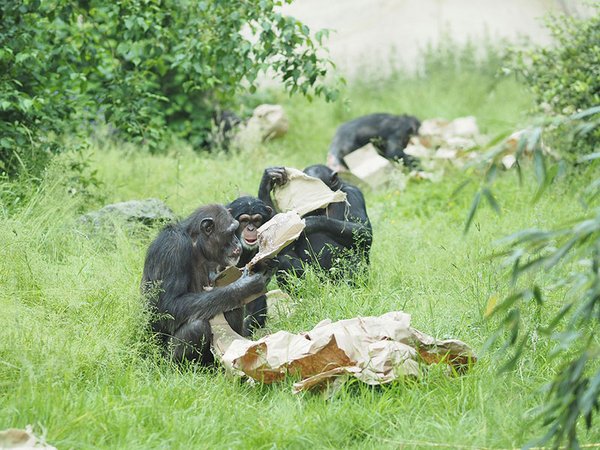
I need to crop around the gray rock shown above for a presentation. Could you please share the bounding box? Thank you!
[80,198,175,228]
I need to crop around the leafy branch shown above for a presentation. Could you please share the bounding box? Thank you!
[464,105,600,448]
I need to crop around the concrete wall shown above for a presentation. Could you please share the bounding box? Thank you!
[281,0,596,77]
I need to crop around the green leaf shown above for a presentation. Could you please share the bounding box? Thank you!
[15,52,30,63]
[463,190,481,233]
[482,187,501,215]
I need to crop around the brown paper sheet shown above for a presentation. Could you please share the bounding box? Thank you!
[211,311,476,393]
[248,211,305,268]
[213,211,305,284]
[272,168,347,216]
[343,143,395,189]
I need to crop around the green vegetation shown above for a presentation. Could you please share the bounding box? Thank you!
[2,50,599,448]
[2,4,599,448]
[512,6,599,116]
[510,4,600,157]
[0,0,335,176]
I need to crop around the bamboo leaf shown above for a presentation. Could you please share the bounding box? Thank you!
[463,190,481,233]
[482,187,501,215]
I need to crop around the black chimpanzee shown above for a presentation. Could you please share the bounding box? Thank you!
[141,204,273,364]
[327,113,421,171]
[204,109,243,150]
[226,196,274,336]
[258,164,372,286]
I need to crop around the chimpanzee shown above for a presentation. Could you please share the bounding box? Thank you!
[226,196,274,336]
[141,204,273,364]
[327,113,421,171]
[258,165,372,286]
[205,109,243,150]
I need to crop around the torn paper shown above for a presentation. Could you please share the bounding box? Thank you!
[0,427,56,450]
[214,211,306,283]
[272,168,347,217]
[211,311,476,393]
[248,211,305,268]
[343,143,395,189]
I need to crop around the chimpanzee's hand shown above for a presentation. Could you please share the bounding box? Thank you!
[263,167,288,188]
[302,215,325,233]
[252,257,279,279]
[236,271,269,296]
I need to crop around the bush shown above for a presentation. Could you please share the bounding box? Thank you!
[0,0,337,176]
[511,6,600,155]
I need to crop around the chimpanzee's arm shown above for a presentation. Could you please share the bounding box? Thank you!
[258,166,288,211]
[303,185,372,248]
[303,216,371,248]
[165,274,266,329]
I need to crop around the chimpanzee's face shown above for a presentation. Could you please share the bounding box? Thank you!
[227,196,273,256]
[193,206,242,268]
[237,213,266,251]
[219,218,243,267]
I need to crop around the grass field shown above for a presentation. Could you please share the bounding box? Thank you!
[1,58,599,449]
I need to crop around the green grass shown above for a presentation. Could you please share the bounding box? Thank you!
[1,64,599,449]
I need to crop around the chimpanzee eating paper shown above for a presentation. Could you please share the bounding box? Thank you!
[141,204,273,364]
[258,164,372,287]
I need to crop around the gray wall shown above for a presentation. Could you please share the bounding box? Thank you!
[281,0,596,77]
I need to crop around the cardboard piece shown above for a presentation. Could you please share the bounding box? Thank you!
[211,311,476,393]
[272,168,347,217]
[343,143,394,189]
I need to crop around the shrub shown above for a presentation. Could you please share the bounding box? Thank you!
[0,0,337,176]
[511,6,600,155]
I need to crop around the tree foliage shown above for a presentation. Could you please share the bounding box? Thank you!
[0,0,337,176]
[461,9,600,446]
[511,6,599,156]
[465,105,600,448]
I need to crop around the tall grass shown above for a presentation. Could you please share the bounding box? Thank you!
[2,44,598,449]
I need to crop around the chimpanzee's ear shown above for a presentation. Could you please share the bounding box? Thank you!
[201,217,215,235]
[265,206,273,218]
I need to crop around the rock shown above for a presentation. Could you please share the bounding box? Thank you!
[448,116,479,138]
[80,198,175,228]
[418,116,480,148]
[251,104,289,140]
[234,104,289,148]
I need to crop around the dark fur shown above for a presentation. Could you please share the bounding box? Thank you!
[141,204,270,364]
[328,113,421,170]
[226,196,274,335]
[258,165,372,287]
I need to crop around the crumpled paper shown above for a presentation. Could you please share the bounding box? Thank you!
[210,311,476,393]
[272,168,347,217]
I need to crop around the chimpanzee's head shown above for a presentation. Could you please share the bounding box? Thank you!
[185,204,242,268]
[303,164,342,191]
[386,115,421,161]
[227,196,273,253]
